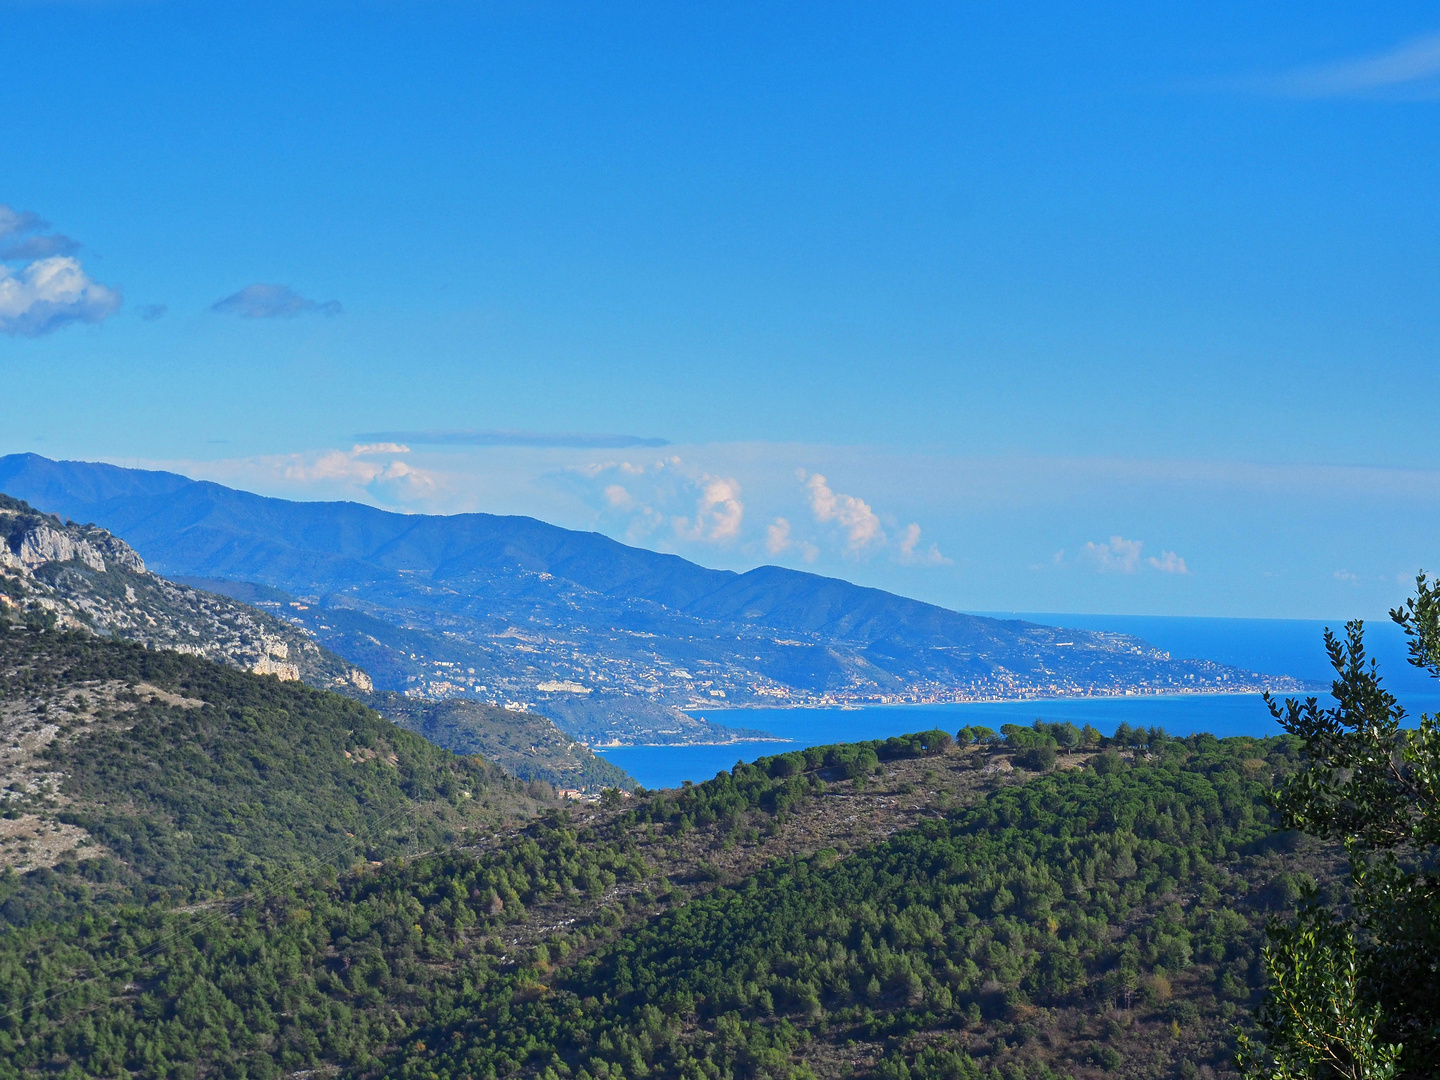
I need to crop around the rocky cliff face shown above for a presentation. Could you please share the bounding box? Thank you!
[0,494,370,693]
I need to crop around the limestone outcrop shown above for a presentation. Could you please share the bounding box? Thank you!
[0,493,366,693]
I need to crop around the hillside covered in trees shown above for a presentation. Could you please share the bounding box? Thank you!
[0,614,1339,1080]
[366,691,636,794]
[0,622,552,927]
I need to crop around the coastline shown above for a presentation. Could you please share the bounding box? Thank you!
[591,692,1308,789]
[588,736,793,749]
[693,684,1313,716]
[630,687,1316,750]
[594,681,1339,759]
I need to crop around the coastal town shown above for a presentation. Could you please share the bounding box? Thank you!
[256,592,1312,744]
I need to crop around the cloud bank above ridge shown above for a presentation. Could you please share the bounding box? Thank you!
[124,440,1440,619]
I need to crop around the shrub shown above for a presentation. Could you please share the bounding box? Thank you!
[1015,745,1057,772]
[1093,750,1126,775]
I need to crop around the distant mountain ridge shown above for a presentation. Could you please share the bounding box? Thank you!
[0,453,1312,743]
[0,454,991,641]
[0,488,632,792]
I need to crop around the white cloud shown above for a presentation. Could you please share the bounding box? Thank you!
[351,442,411,455]
[765,516,791,554]
[279,446,436,502]
[175,444,441,508]
[765,517,818,562]
[792,470,948,566]
[804,472,885,553]
[574,458,744,547]
[1334,569,1360,583]
[0,204,119,334]
[212,283,341,318]
[1270,33,1440,97]
[0,204,120,336]
[0,257,122,336]
[1147,550,1189,575]
[579,456,676,479]
[1080,535,1145,573]
[1076,536,1190,576]
[896,522,952,566]
[675,476,744,542]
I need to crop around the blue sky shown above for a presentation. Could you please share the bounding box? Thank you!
[3,1,1439,619]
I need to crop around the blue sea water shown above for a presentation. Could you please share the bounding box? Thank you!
[594,613,1440,791]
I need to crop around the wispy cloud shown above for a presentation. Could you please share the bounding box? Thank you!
[1079,536,1144,573]
[171,444,438,508]
[138,304,167,321]
[211,283,341,319]
[674,476,744,543]
[0,206,80,261]
[561,461,951,567]
[797,471,949,566]
[896,522,951,566]
[1147,550,1189,575]
[357,429,670,449]
[765,516,819,562]
[0,204,120,336]
[1265,33,1440,98]
[1074,535,1189,575]
[282,445,434,501]
[0,207,45,242]
[0,233,80,261]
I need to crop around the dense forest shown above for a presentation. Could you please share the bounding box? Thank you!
[0,616,1339,1080]
[0,625,548,928]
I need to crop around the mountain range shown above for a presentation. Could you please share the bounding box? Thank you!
[0,453,1311,745]
[0,491,629,791]
[0,453,1336,1080]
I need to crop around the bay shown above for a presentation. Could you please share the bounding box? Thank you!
[594,613,1440,791]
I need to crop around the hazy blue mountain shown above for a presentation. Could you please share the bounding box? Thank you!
[0,453,1313,742]
[0,454,1021,643]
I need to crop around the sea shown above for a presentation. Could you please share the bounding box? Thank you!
[592,613,1440,790]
